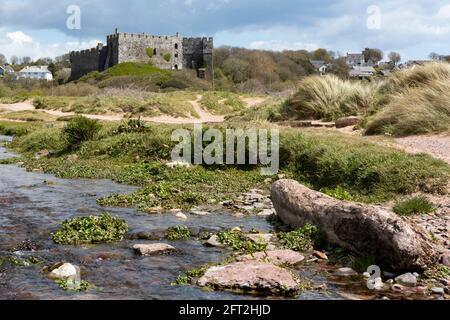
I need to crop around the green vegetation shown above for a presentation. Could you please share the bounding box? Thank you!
[173,265,210,286]
[350,254,377,273]
[55,279,90,292]
[276,224,319,252]
[393,196,436,216]
[216,230,268,254]
[52,213,129,245]
[146,47,155,59]
[200,91,245,115]
[8,256,41,267]
[420,265,450,281]
[166,226,192,240]
[62,116,102,150]
[163,53,171,62]
[0,111,56,122]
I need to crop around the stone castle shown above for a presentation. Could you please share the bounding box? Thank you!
[69,29,213,80]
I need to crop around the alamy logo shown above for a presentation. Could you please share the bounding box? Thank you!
[367,5,381,30]
[171,125,280,175]
[66,5,81,30]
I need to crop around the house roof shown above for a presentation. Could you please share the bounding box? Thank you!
[19,66,51,73]
[349,66,375,76]
[310,60,327,70]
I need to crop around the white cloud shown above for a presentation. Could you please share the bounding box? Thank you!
[6,31,33,44]
[248,40,318,51]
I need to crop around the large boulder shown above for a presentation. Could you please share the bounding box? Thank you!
[237,250,305,266]
[271,180,438,272]
[197,261,299,296]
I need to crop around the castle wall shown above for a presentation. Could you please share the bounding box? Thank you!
[182,37,214,79]
[117,33,183,70]
[69,45,104,80]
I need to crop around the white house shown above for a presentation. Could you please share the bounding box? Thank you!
[346,52,365,66]
[17,66,53,81]
[349,66,376,78]
[310,60,329,75]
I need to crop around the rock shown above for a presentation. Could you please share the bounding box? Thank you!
[237,250,305,266]
[335,267,358,277]
[392,284,405,292]
[395,273,417,287]
[231,227,242,232]
[245,233,273,244]
[445,287,450,295]
[441,253,450,267]
[372,277,385,290]
[133,243,176,256]
[386,279,394,285]
[335,116,362,129]
[271,180,438,271]
[313,251,328,260]
[431,287,445,295]
[383,271,397,279]
[48,263,78,281]
[441,279,450,286]
[67,154,78,162]
[204,235,226,248]
[34,150,50,160]
[258,209,276,216]
[190,209,210,216]
[175,213,188,220]
[166,161,191,169]
[363,272,371,279]
[197,262,299,296]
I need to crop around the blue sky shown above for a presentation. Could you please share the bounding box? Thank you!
[1,0,450,61]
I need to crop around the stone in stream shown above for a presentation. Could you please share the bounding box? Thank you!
[313,251,328,260]
[335,267,358,277]
[133,243,176,256]
[48,263,79,281]
[395,273,417,287]
[237,250,305,266]
[197,261,299,296]
[175,212,188,220]
[431,287,445,295]
[271,180,438,272]
[204,235,226,248]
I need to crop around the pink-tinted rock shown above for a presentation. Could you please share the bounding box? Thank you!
[197,261,299,296]
[441,252,450,267]
[237,250,305,266]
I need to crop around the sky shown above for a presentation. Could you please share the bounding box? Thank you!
[1,0,450,62]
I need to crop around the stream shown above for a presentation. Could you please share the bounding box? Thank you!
[0,135,408,300]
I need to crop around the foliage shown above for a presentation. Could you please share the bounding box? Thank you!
[350,254,377,273]
[51,213,129,245]
[146,47,154,59]
[216,230,268,254]
[62,116,102,149]
[163,53,171,62]
[55,279,90,292]
[173,265,210,286]
[277,224,319,252]
[320,186,355,201]
[420,265,450,281]
[393,196,436,216]
[166,226,192,240]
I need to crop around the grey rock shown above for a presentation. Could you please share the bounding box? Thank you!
[133,243,176,256]
[204,235,226,248]
[271,180,438,271]
[431,287,445,295]
[335,267,358,277]
[395,273,417,287]
[237,250,305,266]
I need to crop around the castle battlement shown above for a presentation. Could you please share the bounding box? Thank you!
[69,29,213,81]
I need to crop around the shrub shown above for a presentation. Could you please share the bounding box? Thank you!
[393,196,436,216]
[167,226,191,240]
[277,224,319,252]
[163,53,171,62]
[283,75,379,121]
[114,119,152,134]
[146,47,155,58]
[62,116,102,149]
[52,213,129,245]
[216,230,268,254]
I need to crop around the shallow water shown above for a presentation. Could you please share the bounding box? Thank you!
[0,135,421,300]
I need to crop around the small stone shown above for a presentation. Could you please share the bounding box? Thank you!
[245,233,273,244]
[441,279,450,286]
[231,227,242,232]
[363,272,371,279]
[412,272,419,278]
[395,273,417,287]
[204,235,226,248]
[48,263,78,281]
[277,174,286,180]
[392,284,404,292]
[335,267,358,277]
[441,253,450,267]
[133,243,176,256]
[335,116,362,129]
[313,251,328,260]
[34,150,50,160]
[386,279,394,285]
[257,209,275,216]
[175,213,188,220]
[264,178,272,184]
[445,287,450,295]
[383,271,397,279]
[431,287,445,295]
[190,210,210,216]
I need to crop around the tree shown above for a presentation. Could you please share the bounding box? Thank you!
[0,53,7,65]
[312,48,332,63]
[22,56,32,65]
[429,52,441,61]
[10,56,20,65]
[388,52,401,66]
[328,57,350,79]
[363,48,384,65]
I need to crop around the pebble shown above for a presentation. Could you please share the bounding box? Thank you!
[392,284,405,292]
[190,210,210,216]
[175,212,188,220]
[48,263,78,280]
[395,273,417,287]
[313,250,328,260]
[231,227,242,232]
[431,287,445,295]
[133,243,176,256]
[204,235,226,248]
[363,272,370,279]
[335,267,358,277]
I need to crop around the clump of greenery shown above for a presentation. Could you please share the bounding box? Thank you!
[62,116,102,149]
[55,279,90,292]
[8,256,41,267]
[277,224,319,252]
[163,53,171,62]
[283,75,378,121]
[420,265,450,281]
[52,213,129,245]
[320,186,355,201]
[393,196,436,216]
[216,230,268,254]
[350,254,377,273]
[166,226,192,240]
[146,47,155,59]
[114,118,152,134]
[201,92,245,115]
[173,265,210,286]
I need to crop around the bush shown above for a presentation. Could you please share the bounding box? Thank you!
[393,196,436,216]
[217,230,268,254]
[163,53,171,62]
[283,75,378,121]
[52,213,129,245]
[62,116,102,149]
[167,226,191,240]
[146,47,154,58]
[276,224,319,252]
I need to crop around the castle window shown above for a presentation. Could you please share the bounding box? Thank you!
[175,53,179,58]
[174,64,179,70]
[174,43,179,50]
[153,48,157,55]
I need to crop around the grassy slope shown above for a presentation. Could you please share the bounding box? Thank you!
[1,120,449,212]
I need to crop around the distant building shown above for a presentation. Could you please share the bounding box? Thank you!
[346,52,365,66]
[349,66,376,78]
[17,66,53,81]
[0,65,15,77]
[310,60,328,75]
